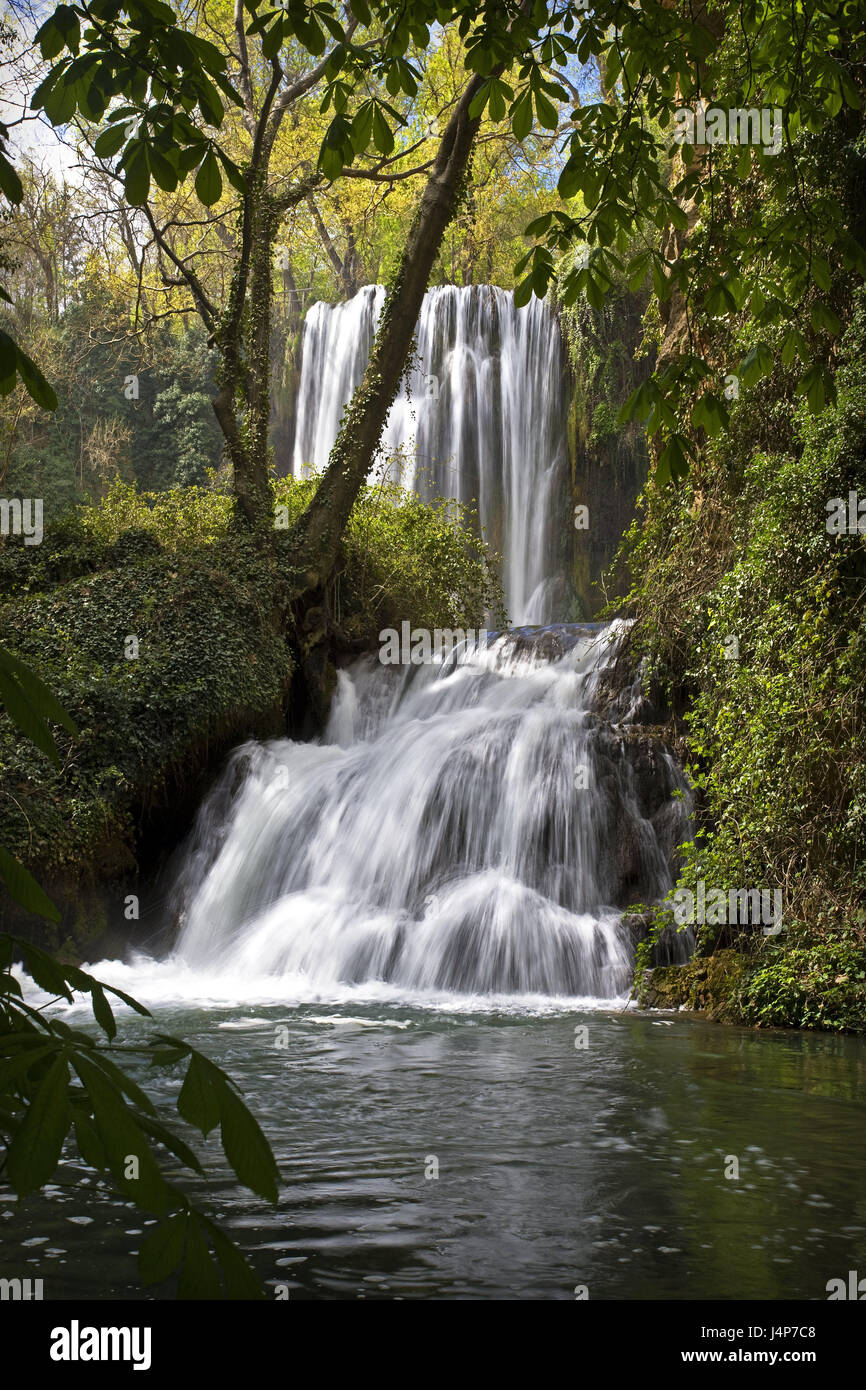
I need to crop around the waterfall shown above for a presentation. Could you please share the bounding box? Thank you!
[291,285,569,625]
[172,626,691,1004]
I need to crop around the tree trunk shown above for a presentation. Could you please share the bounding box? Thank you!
[213,170,277,529]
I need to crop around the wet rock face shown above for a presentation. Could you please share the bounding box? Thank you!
[592,731,691,907]
[485,623,693,917]
[486,622,609,661]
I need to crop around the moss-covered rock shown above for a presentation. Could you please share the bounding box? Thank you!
[0,532,295,945]
[638,950,748,1022]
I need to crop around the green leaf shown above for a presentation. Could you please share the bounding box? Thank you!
[93,123,128,159]
[469,79,491,120]
[0,847,60,922]
[260,16,284,60]
[319,143,343,179]
[524,211,553,238]
[139,1210,188,1285]
[511,90,533,141]
[692,392,729,437]
[136,1111,205,1175]
[351,101,374,154]
[147,146,179,193]
[217,1082,280,1204]
[0,152,23,204]
[810,256,831,292]
[0,644,75,758]
[88,985,117,1040]
[513,275,533,308]
[810,301,841,336]
[71,1053,170,1211]
[557,159,582,202]
[295,16,325,56]
[15,940,75,996]
[739,341,774,388]
[124,145,150,205]
[7,1053,70,1195]
[196,79,225,127]
[177,1212,222,1298]
[215,148,245,195]
[781,328,808,368]
[656,434,690,485]
[371,105,394,156]
[73,1111,106,1170]
[16,347,56,409]
[617,379,654,428]
[43,78,78,126]
[177,1051,221,1135]
[195,150,222,206]
[534,90,558,130]
[703,279,737,316]
[796,364,831,414]
[36,19,66,61]
[627,251,651,291]
[205,1217,264,1299]
[0,1042,56,1089]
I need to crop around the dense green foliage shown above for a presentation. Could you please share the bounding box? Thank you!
[520,1,866,485]
[623,291,866,1031]
[2,306,222,517]
[274,474,504,640]
[1,933,279,1296]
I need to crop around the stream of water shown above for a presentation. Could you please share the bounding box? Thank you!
[4,1000,864,1300]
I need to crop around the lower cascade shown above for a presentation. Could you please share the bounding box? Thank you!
[174,625,691,1001]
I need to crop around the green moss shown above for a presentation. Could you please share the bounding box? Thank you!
[638,950,747,1022]
[639,936,866,1035]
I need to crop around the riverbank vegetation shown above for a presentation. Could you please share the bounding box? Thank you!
[620,97,866,1031]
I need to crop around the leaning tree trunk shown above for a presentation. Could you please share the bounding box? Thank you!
[288,70,490,594]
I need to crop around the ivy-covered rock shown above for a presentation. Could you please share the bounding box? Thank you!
[0,534,294,901]
[638,950,747,1022]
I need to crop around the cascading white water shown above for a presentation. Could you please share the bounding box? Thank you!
[172,626,691,1003]
[291,285,568,624]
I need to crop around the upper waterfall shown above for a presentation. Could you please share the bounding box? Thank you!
[291,284,570,625]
